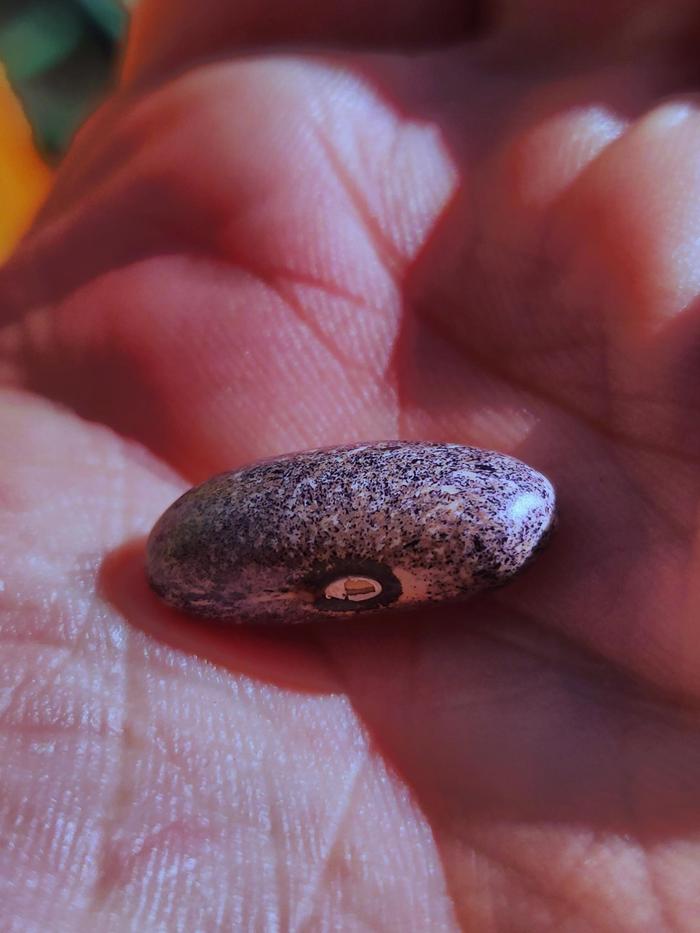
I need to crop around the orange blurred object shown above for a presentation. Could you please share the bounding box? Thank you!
[0,65,53,262]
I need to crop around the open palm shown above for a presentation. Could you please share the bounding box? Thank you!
[1,0,699,928]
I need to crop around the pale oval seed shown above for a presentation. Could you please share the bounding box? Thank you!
[146,441,556,623]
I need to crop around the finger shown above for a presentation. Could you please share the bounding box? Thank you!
[495,0,700,52]
[549,100,700,467]
[502,99,700,695]
[1,57,457,478]
[123,0,700,87]
[124,0,481,84]
[390,81,700,695]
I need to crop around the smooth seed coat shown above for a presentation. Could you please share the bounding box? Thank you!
[146,441,556,623]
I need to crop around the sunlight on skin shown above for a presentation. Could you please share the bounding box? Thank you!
[0,392,455,930]
[1,0,700,929]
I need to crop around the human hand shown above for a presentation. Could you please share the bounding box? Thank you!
[1,0,699,928]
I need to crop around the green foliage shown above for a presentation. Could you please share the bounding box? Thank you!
[0,2,84,81]
[0,0,127,159]
[75,0,128,40]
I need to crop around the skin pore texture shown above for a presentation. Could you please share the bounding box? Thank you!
[1,0,700,929]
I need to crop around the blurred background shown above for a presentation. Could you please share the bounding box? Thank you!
[0,0,131,259]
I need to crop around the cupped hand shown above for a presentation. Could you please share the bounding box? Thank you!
[1,1,700,928]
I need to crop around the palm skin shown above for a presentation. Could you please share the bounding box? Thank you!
[1,0,700,928]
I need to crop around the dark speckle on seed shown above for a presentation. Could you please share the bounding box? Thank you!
[146,441,556,624]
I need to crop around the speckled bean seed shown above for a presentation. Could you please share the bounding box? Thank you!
[146,441,556,623]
